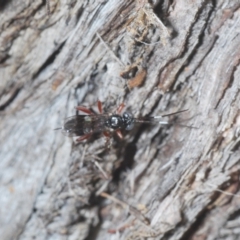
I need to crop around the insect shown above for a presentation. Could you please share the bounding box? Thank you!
[57,101,187,142]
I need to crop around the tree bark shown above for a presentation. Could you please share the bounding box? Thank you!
[1,0,240,239]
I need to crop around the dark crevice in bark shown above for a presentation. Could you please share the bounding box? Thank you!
[204,145,218,163]
[205,135,224,156]
[152,126,169,145]
[171,2,215,92]
[70,214,87,226]
[231,138,240,152]
[179,208,210,240]
[68,0,77,9]
[228,208,240,221]
[135,148,160,185]
[0,86,22,111]
[75,6,84,24]
[153,0,176,36]
[143,91,162,116]
[111,114,160,183]
[88,191,104,206]
[211,0,217,8]
[42,0,48,10]
[32,40,66,80]
[0,0,12,11]
[153,0,175,16]
[157,0,213,91]
[174,36,218,92]
[0,52,9,64]
[84,220,101,240]
[179,2,210,53]
[215,60,240,109]
[112,142,137,183]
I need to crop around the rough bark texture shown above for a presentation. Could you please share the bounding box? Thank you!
[1,0,240,239]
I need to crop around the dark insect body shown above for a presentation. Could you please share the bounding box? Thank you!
[58,101,187,142]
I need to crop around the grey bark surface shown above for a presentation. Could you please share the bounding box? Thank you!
[1,0,240,239]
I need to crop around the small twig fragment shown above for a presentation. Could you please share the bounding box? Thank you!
[96,32,125,67]
[100,192,150,225]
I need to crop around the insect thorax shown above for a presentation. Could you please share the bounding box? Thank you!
[105,112,135,131]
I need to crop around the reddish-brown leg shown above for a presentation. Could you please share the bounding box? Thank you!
[76,106,94,115]
[116,103,125,114]
[103,131,111,143]
[116,130,123,139]
[97,100,103,114]
[103,131,110,138]
[103,131,112,148]
[76,134,92,142]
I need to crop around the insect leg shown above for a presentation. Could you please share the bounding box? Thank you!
[103,131,112,148]
[103,131,110,138]
[116,130,123,139]
[76,134,92,142]
[116,103,125,114]
[97,100,103,114]
[76,106,94,115]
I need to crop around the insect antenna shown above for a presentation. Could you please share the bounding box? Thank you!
[156,109,198,129]
[155,109,189,118]
[134,109,188,125]
[133,109,197,129]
